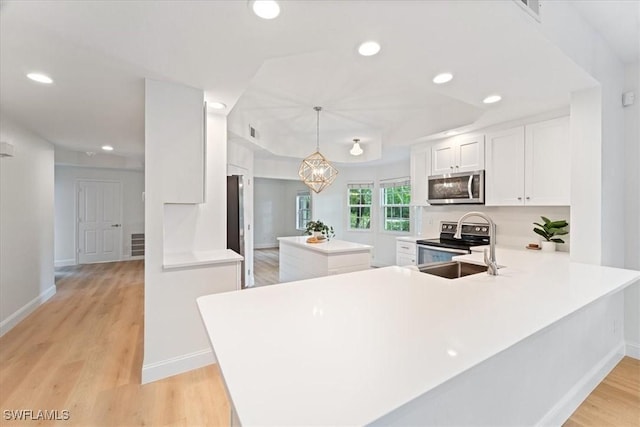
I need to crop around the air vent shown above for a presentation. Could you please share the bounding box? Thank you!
[131,233,145,257]
[515,0,540,20]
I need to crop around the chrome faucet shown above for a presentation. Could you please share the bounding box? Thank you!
[454,211,498,276]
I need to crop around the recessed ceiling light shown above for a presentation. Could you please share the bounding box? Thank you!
[251,0,280,19]
[433,73,453,84]
[26,73,53,84]
[358,41,381,57]
[483,94,502,104]
[101,145,114,151]
[209,102,227,110]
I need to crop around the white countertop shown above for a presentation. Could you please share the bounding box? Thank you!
[197,248,640,426]
[277,236,372,255]
[396,235,423,243]
[163,249,243,270]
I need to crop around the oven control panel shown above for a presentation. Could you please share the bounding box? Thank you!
[440,221,491,237]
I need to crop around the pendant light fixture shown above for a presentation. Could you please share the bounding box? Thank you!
[298,106,338,193]
[350,138,363,156]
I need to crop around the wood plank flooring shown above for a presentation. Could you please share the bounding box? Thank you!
[1,260,638,426]
[564,356,640,427]
[253,248,279,287]
[0,261,229,427]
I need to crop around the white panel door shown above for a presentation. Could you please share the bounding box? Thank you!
[78,181,122,264]
[485,126,526,206]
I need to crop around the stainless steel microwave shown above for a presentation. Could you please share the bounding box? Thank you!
[427,170,485,205]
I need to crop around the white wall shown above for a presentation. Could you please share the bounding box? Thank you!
[313,159,411,267]
[0,117,55,336]
[254,178,307,248]
[54,166,144,266]
[143,79,236,383]
[623,62,640,357]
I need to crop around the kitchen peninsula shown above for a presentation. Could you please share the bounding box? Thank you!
[198,248,640,426]
[277,236,372,282]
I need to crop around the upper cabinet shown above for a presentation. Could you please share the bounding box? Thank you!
[410,145,431,206]
[431,134,485,175]
[485,116,570,206]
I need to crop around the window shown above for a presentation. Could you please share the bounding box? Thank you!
[381,179,411,232]
[348,183,373,230]
[296,191,312,230]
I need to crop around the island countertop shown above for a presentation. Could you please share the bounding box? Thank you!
[277,235,372,254]
[197,248,640,426]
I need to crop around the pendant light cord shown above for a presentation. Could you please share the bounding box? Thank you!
[314,106,322,152]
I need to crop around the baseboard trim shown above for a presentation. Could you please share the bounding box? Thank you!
[0,285,57,337]
[55,258,76,267]
[254,243,279,249]
[536,343,624,426]
[625,341,640,359]
[141,348,216,384]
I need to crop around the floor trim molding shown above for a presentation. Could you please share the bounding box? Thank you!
[536,343,624,426]
[55,258,76,267]
[141,348,216,384]
[626,341,640,359]
[254,243,278,250]
[0,285,57,337]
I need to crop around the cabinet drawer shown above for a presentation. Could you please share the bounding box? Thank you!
[396,253,416,266]
[396,241,416,255]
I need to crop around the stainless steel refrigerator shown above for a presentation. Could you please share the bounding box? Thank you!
[226,175,245,287]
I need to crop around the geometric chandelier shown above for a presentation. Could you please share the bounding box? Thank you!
[298,106,338,193]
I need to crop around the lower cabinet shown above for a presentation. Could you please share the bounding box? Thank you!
[396,240,417,266]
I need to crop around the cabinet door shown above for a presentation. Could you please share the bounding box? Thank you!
[485,126,525,206]
[525,117,570,206]
[432,141,456,175]
[410,147,430,205]
[457,135,485,172]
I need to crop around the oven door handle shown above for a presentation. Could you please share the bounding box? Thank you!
[467,175,473,198]
[418,245,469,254]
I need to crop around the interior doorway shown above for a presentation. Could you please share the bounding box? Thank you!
[77,180,123,264]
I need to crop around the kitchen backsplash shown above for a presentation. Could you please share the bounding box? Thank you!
[416,205,571,252]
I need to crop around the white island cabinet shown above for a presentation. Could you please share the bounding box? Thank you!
[197,248,639,427]
[277,236,371,282]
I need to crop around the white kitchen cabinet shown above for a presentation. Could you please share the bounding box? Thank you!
[396,240,416,266]
[431,134,484,175]
[146,79,205,204]
[410,145,430,206]
[485,116,569,206]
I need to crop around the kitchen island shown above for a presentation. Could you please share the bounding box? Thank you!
[197,248,640,426]
[277,236,372,282]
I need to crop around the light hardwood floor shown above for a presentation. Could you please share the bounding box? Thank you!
[1,260,638,426]
[253,248,279,287]
[0,261,229,426]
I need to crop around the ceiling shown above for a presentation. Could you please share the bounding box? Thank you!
[0,1,635,165]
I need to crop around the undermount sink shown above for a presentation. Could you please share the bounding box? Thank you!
[419,261,488,279]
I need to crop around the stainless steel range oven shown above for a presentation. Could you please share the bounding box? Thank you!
[417,221,493,265]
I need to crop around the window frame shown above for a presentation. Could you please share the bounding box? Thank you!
[380,178,411,234]
[347,182,374,231]
[295,191,312,231]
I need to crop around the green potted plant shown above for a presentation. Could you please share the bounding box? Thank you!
[304,220,335,240]
[533,216,569,252]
